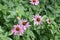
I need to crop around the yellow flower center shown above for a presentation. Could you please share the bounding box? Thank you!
[17,17,20,20]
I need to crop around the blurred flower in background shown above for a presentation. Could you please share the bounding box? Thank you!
[46,18,51,24]
[32,14,42,25]
[17,16,20,21]
[19,19,30,30]
[30,0,39,5]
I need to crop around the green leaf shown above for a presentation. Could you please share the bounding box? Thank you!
[0,26,4,33]
[26,30,35,40]
[0,34,12,40]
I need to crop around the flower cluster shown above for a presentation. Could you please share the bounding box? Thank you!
[11,14,51,35]
[11,0,40,35]
[11,0,51,36]
[12,19,30,35]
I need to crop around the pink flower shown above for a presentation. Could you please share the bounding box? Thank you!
[46,18,51,24]
[30,0,39,5]
[12,24,24,35]
[19,19,30,30]
[33,14,42,25]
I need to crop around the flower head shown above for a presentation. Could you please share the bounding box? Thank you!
[12,24,24,35]
[19,19,30,30]
[32,14,42,25]
[30,0,39,5]
[46,18,51,24]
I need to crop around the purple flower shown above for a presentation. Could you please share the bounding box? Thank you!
[19,19,30,30]
[30,0,39,5]
[12,24,24,35]
[33,14,42,25]
[46,18,51,24]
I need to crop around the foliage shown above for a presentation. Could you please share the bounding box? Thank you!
[0,0,60,40]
